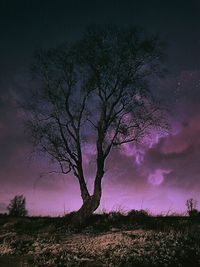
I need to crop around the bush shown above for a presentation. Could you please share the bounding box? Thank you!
[7,195,28,217]
[127,209,150,218]
[188,209,200,218]
[186,198,198,215]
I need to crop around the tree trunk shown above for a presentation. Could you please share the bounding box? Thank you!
[71,147,104,227]
[72,176,102,227]
[71,194,101,227]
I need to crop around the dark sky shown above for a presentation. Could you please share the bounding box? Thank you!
[1,0,200,215]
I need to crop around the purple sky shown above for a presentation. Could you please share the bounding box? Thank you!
[1,1,200,215]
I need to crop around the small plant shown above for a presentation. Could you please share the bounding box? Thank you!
[186,198,199,217]
[127,209,150,218]
[7,195,28,217]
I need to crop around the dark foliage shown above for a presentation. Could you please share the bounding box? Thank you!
[7,195,28,217]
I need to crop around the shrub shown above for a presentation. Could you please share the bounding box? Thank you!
[7,195,28,217]
[127,209,150,218]
[186,198,197,215]
[188,209,200,218]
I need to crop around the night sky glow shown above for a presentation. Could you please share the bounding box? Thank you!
[1,0,200,216]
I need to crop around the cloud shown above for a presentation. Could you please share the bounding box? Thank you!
[142,112,200,191]
[148,169,171,186]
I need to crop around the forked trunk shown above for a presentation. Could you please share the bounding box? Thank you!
[72,150,104,227]
[71,193,101,227]
[72,176,102,227]
[74,196,100,226]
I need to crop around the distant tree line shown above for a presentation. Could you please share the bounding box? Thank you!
[0,196,200,218]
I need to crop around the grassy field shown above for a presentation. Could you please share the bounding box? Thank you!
[0,213,200,267]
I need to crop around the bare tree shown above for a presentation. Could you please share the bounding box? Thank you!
[186,198,198,217]
[26,25,166,224]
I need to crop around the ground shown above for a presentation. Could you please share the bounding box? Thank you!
[0,213,200,267]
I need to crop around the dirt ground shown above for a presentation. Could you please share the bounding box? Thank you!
[0,215,200,266]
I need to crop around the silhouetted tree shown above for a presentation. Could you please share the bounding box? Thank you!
[7,195,28,217]
[186,198,199,217]
[26,25,166,224]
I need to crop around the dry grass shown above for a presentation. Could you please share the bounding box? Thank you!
[0,214,200,266]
